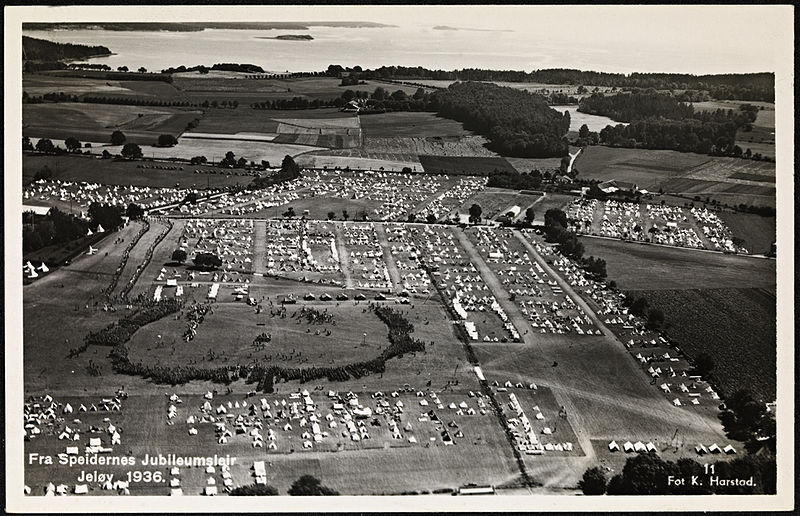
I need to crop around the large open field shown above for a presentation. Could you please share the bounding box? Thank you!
[23,153,247,189]
[575,145,776,207]
[717,212,776,255]
[419,155,516,175]
[359,112,471,138]
[23,102,201,145]
[629,288,776,403]
[579,237,776,290]
[172,75,426,103]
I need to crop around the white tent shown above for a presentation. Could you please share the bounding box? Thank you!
[608,440,620,452]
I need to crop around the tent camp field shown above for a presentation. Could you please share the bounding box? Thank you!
[23,154,247,189]
[629,288,776,402]
[23,103,201,145]
[578,237,776,290]
[23,388,520,496]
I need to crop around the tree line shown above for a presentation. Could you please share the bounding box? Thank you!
[581,92,763,157]
[544,208,607,279]
[344,65,773,101]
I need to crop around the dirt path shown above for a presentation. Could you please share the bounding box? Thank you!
[512,231,616,337]
[332,223,355,289]
[511,192,546,223]
[252,219,267,275]
[374,222,401,290]
[453,228,597,464]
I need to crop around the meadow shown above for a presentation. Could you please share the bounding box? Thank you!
[579,237,776,290]
[23,154,251,189]
[359,112,472,138]
[23,102,200,145]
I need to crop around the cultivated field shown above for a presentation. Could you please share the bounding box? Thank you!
[24,73,184,99]
[359,112,471,138]
[419,155,516,175]
[629,288,776,403]
[23,102,201,145]
[573,146,711,190]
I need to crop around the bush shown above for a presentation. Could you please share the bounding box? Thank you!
[287,475,339,496]
[579,467,607,495]
[229,484,279,496]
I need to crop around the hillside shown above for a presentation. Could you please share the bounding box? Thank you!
[22,36,111,62]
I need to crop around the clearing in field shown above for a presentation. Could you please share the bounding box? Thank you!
[419,155,516,175]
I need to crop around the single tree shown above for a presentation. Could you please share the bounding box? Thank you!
[35,138,55,154]
[171,249,188,263]
[121,143,143,159]
[111,130,126,146]
[342,209,349,221]
[327,211,336,220]
[23,136,34,151]
[468,204,482,224]
[426,214,437,223]
[524,207,536,224]
[193,252,223,270]
[157,134,178,147]
[578,124,590,139]
[65,137,82,152]
[579,466,607,495]
[126,203,145,220]
[287,475,339,496]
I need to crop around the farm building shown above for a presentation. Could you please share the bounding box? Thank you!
[597,180,639,194]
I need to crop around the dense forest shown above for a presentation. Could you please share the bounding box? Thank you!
[22,36,111,61]
[342,66,774,102]
[579,91,695,122]
[430,82,570,158]
[579,92,760,156]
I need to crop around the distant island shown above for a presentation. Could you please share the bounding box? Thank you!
[23,21,395,32]
[258,34,314,41]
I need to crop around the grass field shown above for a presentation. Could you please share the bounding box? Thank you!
[579,236,776,289]
[128,301,393,368]
[630,288,776,402]
[296,154,422,171]
[718,212,776,255]
[23,102,201,145]
[98,139,323,164]
[419,155,516,175]
[573,146,711,190]
[195,107,356,135]
[359,112,471,138]
[172,75,424,101]
[23,154,250,189]
[458,189,541,219]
